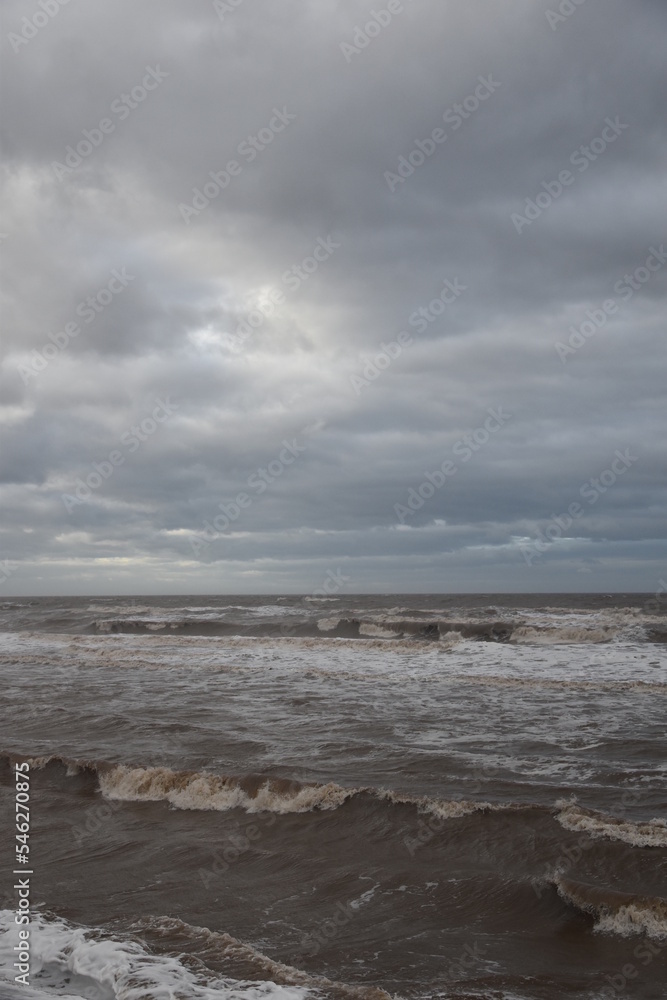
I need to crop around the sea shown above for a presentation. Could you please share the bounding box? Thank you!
[0,593,666,1000]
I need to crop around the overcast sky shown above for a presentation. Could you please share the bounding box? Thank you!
[1,0,665,596]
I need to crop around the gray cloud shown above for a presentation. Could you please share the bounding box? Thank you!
[0,0,665,594]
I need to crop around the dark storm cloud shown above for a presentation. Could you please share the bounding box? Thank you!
[0,0,665,594]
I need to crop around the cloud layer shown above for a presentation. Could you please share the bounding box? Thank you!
[1,0,665,594]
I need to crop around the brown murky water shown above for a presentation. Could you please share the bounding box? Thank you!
[1,594,666,998]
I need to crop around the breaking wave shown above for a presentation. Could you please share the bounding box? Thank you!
[3,751,537,822]
[6,753,663,847]
[99,765,355,814]
[555,799,667,848]
[552,876,667,940]
[0,909,391,1000]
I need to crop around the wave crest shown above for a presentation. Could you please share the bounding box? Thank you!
[553,876,667,939]
[555,800,667,848]
[100,765,356,814]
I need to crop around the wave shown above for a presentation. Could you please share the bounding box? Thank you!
[3,596,665,648]
[552,876,667,940]
[133,915,392,999]
[86,611,662,644]
[99,765,355,814]
[0,909,391,1000]
[88,613,645,643]
[511,625,616,644]
[313,616,513,642]
[555,799,667,848]
[1,632,665,695]
[4,751,533,822]
[6,753,664,851]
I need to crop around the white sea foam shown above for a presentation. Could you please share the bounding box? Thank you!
[553,878,667,940]
[0,630,664,691]
[316,617,341,631]
[555,800,667,847]
[99,765,355,813]
[359,623,397,639]
[0,910,311,1000]
[511,625,615,644]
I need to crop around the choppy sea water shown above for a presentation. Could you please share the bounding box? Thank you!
[1,593,666,999]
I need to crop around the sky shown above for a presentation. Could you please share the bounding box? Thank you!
[0,0,665,596]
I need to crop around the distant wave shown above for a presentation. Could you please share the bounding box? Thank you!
[1,631,664,694]
[2,595,665,645]
[87,612,664,644]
